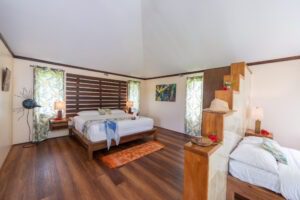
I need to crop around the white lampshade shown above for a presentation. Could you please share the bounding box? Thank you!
[126,101,133,107]
[251,107,264,121]
[54,101,65,110]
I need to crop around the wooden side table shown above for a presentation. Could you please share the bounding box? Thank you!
[49,118,68,131]
[245,129,273,139]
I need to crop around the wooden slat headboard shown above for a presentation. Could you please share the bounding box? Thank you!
[66,73,128,117]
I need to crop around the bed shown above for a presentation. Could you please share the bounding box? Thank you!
[227,136,300,200]
[69,110,157,160]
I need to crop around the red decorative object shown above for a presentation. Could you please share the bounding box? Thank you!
[223,86,228,90]
[208,134,218,143]
[261,129,270,136]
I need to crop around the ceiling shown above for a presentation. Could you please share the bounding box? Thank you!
[1,0,300,78]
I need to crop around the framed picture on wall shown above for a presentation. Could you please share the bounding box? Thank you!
[155,84,176,102]
[2,67,11,92]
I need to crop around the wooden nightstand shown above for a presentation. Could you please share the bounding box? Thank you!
[49,118,68,131]
[245,129,273,139]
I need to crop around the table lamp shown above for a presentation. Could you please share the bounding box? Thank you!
[54,101,65,119]
[251,107,264,133]
[126,101,133,113]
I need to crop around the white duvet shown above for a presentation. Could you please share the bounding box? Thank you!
[279,147,300,200]
[230,136,300,200]
[72,113,154,142]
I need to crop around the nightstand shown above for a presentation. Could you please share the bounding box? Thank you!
[245,129,273,139]
[49,118,68,131]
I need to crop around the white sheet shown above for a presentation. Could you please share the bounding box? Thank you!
[229,159,281,193]
[230,137,300,200]
[279,147,300,200]
[73,113,154,142]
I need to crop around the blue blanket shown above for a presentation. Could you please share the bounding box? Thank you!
[82,117,128,150]
[104,120,120,150]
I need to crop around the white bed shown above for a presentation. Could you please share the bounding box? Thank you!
[73,112,154,142]
[229,136,300,200]
[229,159,281,193]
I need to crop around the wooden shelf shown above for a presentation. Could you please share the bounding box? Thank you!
[230,62,246,91]
[49,118,68,131]
[203,109,235,116]
[215,90,234,109]
[184,142,221,157]
[231,62,246,77]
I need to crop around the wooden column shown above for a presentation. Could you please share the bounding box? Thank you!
[184,143,221,200]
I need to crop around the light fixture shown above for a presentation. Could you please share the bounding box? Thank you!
[251,107,264,133]
[126,101,134,113]
[54,101,66,119]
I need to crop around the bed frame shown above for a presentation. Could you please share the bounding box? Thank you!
[226,175,285,200]
[69,127,158,160]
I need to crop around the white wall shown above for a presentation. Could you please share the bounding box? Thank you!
[12,59,144,144]
[140,73,202,133]
[250,60,300,150]
[0,40,14,167]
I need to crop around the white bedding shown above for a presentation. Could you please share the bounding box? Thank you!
[230,137,300,200]
[73,113,154,142]
[279,147,300,200]
[229,159,281,193]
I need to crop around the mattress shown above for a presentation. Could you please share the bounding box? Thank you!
[73,114,154,142]
[229,159,281,193]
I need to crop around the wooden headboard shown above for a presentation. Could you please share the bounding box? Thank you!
[66,73,128,117]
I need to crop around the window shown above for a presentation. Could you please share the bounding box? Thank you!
[128,80,140,112]
[185,75,203,136]
[33,67,64,141]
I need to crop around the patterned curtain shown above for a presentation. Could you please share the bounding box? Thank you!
[185,75,203,136]
[33,67,64,142]
[128,80,140,112]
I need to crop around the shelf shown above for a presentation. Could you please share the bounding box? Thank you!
[203,108,235,116]
[184,142,221,157]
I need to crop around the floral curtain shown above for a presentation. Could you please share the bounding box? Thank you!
[128,80,140,112]
[185,75,203,136]
[33,67,64,142]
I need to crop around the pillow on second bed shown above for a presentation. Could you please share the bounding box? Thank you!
[98,108,112,115]
[77,110,99,116]
[262,139,288,165]
[230,137,279,174]
[111,109,125,114]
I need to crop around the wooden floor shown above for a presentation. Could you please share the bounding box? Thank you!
[0,128,190,200]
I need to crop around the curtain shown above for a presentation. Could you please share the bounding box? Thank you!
[128,80,140,112]
[185,75,203,136]
[33,67,64,142]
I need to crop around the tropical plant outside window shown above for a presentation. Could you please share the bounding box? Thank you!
[185,75,203,136]
[128,80,140,112]
[33,67,64,142]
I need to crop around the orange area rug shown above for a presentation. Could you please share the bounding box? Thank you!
[101,141,165,169]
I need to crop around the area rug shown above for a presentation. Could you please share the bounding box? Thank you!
[101,141,165,169]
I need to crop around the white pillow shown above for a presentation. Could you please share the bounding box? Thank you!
[110,109,125,114]
[230,140,279,174]
[77,110,99,116]
[240,136,264,145]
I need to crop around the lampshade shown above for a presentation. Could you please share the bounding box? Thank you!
[54,101,66,110]
[251,107,264,121]
[126,101,133,107]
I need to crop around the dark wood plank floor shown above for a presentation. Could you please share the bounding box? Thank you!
[0,128,190,200]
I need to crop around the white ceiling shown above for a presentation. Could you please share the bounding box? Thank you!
[1,0,300,78]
